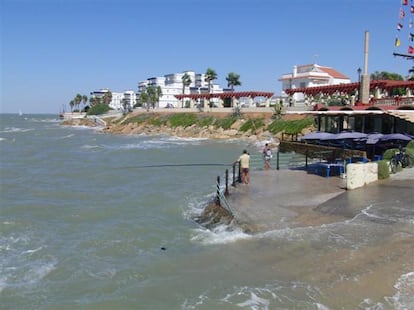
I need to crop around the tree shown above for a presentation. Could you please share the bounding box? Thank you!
[370,71,405,96]
[140,86,163,111]
[81,95,88,112]
[205,68,217,108]
[139,91,150,111]
[226,72,241,91]
[370,71,404,81]
[156,86,163,108]
[121,98,130,114]
[69,100,75,112]
[74,93,82,112]
[226,72,242,107]
[102,90,112,105]
[181,73,192,108]
[205,68,217,93]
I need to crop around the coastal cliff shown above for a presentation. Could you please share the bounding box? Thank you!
[61,110,313,142]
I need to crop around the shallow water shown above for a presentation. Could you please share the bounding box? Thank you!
[0,114,413,309]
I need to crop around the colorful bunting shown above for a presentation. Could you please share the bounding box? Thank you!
[396,37,401,47]
[394,0,414,55]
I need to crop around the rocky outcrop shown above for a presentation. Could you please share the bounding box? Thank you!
[195,201,234,229]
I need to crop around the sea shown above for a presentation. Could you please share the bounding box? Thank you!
[0,114,413,310]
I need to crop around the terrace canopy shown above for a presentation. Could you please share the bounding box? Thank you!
[284,80,414,96]
[174,91,274,101]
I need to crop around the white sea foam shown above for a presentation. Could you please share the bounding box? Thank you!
[59,133,75,139]
[191,224,251,245]
[81,144,102,149]
[236,292,270,309]
[0,127,34,133]
[0,137,5,141]
[22,258,57,285]
[385,271,414,309]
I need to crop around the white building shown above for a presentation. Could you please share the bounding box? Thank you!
[279,64,350,103]
[90,89,137,111]
[138,70,225,108]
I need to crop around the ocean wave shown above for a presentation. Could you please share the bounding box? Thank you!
[182,281,326,309]
[191,224,251,245]
[58,133,75,139]
[0,127,34,133]
[385,271,414,309]
[81,144,102,150]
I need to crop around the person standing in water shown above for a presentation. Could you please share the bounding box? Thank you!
[234,149,250,184]
[262,143,272,170]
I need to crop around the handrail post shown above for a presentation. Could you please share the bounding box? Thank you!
[232,164,236,187]
[305,149,308,169]
[276,150,280,170]
[237,161,242,183]
[225,169,229,195]
[216,176,220,206]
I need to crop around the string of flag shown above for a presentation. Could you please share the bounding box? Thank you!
[395,0,414,54]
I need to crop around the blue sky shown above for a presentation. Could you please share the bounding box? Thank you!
[1,0,413,114]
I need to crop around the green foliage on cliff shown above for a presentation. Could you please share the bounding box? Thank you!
[214,117,237,130]
[87,104,111,115]
[239,118,264,132]
[267,118,314,134]
[122,114,151,124]
[168,113,198,128]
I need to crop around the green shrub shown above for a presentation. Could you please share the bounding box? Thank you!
[215,117,237,130]
[122,114,151,125]
[197,116,215,127]
[239,118,264,132]
[168,113,197,128]
[406,140,414,149]
[377,160,390,179]
[149,118,166,126]
[87,104,111,115]
[382,148,398,160]
[267,118,314,134]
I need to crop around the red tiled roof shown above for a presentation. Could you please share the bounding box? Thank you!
[318,66,349,79]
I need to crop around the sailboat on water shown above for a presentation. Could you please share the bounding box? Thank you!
[19,109,23,116]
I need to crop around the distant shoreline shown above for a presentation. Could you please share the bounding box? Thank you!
[61,110,309,143]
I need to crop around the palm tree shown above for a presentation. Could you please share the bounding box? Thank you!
[205,68,217,108]
[139,91,150,111]
[181,73,192,108]
[156,86,163,108]
[81,95,88,112]
[75,94,82,112]
[226,72,242,107]
[102,91,112,105]
[69,100,75,112]
[226,72,241,90]
[205,68,217,93]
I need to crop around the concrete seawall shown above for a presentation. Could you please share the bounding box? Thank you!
[222,167,414,233]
